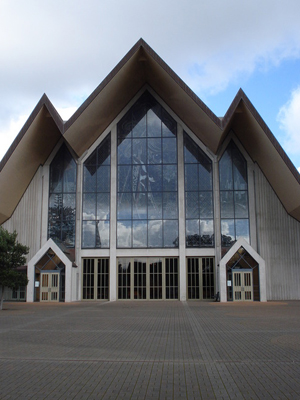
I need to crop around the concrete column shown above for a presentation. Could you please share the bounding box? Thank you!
[177,126,186,301]
[110,126,117,301]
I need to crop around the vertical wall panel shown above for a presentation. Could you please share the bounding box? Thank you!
[1,167,42,261]
[255,165,300,300]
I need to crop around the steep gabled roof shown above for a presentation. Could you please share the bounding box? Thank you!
[221,89,300,220]
[0,95,64,223]
[63,39,222,156]
[1,39,300,224]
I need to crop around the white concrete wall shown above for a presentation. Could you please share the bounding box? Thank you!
[255,165,300,300]
[1,167,43,261]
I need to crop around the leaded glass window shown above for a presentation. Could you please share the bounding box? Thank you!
[219,141,249,251]
[184,133,214,247]
[117,91,178,248]
[82,134,111,248]
[48,144,77,247]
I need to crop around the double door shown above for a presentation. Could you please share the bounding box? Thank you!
[232,270,253,301]
[40,272,60,302]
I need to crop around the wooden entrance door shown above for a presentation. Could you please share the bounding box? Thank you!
[232,270,253,301]
[40,273,60,302]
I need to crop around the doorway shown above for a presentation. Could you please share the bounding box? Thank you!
[232,270,253,301]
[40,272,60,302]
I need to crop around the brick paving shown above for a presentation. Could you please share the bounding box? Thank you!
[0,301,300,399]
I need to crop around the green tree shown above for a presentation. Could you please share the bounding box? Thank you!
[0,227,29,310]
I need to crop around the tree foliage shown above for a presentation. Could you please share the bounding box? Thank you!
[0,227,29,310]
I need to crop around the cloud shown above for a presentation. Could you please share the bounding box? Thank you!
[1,0,300,160]
[277,86,300,155]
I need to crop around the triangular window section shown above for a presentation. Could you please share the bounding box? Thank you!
[117,91,178,248]
[48,144,77,248]
[219,141,249,255]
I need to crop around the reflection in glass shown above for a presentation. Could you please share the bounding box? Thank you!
[220,191,234,218]
[219,141,249,250]
[117,221,132,248]
[48,144,76,247]
[133,220,147,247]
[184,133,214,247]
[82,134,111,248]
[234,191,249,218]
[117,91,178,248]
[148,220,163,247]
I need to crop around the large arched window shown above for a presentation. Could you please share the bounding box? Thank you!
[48,144,77,247]
[117,91,178,248]
[184,133,214,247]
[82,134,111,248]
[219,140,249,253]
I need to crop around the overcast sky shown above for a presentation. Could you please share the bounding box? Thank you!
[1,0,300,171]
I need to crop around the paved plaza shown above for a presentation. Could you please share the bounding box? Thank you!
[0,300,300,399]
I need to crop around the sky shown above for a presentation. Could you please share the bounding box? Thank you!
[1,0,300,172]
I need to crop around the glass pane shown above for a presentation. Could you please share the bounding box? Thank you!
[234,191,249,218]
[163,192,178,219]
[163,165,177,191]
[64,158,76,192]
[50,164,63,193]
[198,163,212,191]
[118,138,132,164]
[132,115,146,137]
[85,149,97,166]
[162,137,177,163]
[117,193,132,219]
[220,191,234,218]
[117,221,132,247]
[185,164,198,191]
[133,193,147,219]
[62,222,75,247]
[97,166,110,192]
[148,138,162,164]
[186,219,200,247]
[132,164,148,192]
[148,220,163,247]
[82,221,96,248]
[219,149,233,190]
[221,219,235,247]
[118,166,131,192]
[97,193,110,220]
[97,135,111,165]
[132,138,147,164]
[83,165,97,192]
[148,192,162,219]
[147,107,161,137]
[133,220,147,247]
[63,194,76,221]
[200,219,214,247]
[186,192,199,219]
[82,193,96,220]
[163,220,178,247]
[97,220,109,248]
[162,108,176,137]
[49,193,62,221]
[184,135,199,163]
[200,192,213,218]
[232,146,247,190]
[235,219,250,242]
[148,165,162,192]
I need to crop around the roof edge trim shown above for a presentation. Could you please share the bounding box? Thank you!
[0,94,64,172]
[222,88,300,185]
[64,38,222,132]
